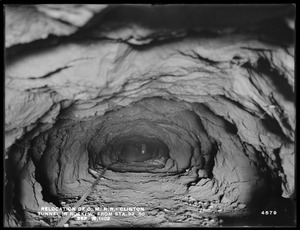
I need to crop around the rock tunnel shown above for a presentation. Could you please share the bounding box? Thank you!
[4,4,296,227]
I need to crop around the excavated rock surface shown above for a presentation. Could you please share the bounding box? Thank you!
[4,4,295,227]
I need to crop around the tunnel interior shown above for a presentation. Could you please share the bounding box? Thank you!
[4,4,296,228]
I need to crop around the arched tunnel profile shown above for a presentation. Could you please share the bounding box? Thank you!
[4,4,296,228]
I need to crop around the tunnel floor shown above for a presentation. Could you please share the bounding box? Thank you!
[22,168,296,227]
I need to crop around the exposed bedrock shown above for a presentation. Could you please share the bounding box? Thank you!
[4,4,295,227]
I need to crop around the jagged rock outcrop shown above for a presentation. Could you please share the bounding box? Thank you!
[4,4,295,227]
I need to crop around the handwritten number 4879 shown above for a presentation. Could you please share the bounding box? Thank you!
[261,211,277,215]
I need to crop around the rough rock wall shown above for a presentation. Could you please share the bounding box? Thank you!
[4,4,295,227]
